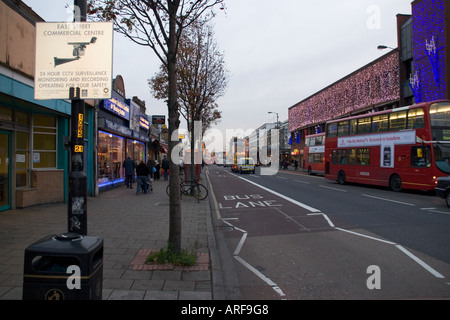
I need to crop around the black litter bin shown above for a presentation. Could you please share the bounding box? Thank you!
[23,233,103,300]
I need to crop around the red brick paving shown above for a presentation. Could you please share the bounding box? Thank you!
[130,249,210,271]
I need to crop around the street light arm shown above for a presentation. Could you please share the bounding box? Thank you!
[377,45,398,51]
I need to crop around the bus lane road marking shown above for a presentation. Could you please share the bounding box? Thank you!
[208,169,448,294]
[230,173,448,281]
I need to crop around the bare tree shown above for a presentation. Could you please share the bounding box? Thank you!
[149,21,228,179]
[88,0,225,253]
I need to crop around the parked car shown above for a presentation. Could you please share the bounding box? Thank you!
[435,176,450,207]
[237,157,256,174]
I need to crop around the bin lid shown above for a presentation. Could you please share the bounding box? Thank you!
[25,233,103,255]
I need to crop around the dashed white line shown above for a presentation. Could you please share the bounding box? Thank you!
[294,180,311,184]
[362,194,415,206]
[319,185,348,192]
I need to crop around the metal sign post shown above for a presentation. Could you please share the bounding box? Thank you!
[34,0,112,235]
[68,0,88,235]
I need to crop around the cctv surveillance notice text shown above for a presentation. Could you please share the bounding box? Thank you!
[34,22,113,100]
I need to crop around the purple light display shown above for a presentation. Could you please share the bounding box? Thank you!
[412,0,446,103]
[289,53,400,133]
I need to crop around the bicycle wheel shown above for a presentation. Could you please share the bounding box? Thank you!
[192,183,208,200]
[166,184,170,197]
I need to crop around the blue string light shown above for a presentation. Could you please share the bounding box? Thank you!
[412,0,446,102]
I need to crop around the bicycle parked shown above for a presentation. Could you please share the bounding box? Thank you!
[166,177,208,200]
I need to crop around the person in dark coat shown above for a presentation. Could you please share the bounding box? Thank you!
[154,161,161,180]
[123,156,135,188]
[146,158,155,180]
[162,155,170,181]
[136,160,150,195]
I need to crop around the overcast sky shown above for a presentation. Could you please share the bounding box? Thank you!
[23,0,412,134]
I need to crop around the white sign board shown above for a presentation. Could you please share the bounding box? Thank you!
[34,22,113,100]
[337,131,416,148]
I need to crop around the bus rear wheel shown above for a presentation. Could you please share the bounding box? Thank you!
[390,174,402,192]
[337,171,346,185]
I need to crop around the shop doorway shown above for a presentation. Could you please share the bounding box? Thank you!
[0,131,11,211]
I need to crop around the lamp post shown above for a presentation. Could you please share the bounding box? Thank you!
[268,111,279,129]
[268,111,280,165]
[377,45,397,51]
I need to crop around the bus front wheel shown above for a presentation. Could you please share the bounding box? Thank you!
[337,171,346,185]
[390,174,402,192]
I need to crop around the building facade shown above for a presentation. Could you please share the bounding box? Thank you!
[0,1,159,210]
[97,76,151,191]
[289,0,450,164]
[0,0,78,210]
[289,50,400,166]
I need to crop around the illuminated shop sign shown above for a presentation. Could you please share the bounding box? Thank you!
[102,91,130,120]
[140,116,150,130]
[152,115,166,125]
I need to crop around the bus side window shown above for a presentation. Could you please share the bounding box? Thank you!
[358,117,372,134]
[407,108,425,129]
[327,124,337,138]
[390,111,407,130]
[338,121,349,136]
[332,150,338,164]
[338,150,348,165]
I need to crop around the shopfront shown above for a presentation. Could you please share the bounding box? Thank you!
[0,130,11,211]
[97,90,149,191]
[0,94,71,210]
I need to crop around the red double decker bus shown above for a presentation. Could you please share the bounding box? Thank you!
[324,100,450,192]
[303,132,325,175]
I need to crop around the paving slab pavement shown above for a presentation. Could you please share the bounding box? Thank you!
[0,169,224,300]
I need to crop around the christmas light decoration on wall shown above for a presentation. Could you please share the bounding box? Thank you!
[411,0,446,103]
[289,52,399,133]
[425,35,440,88]
[409,71,421,103]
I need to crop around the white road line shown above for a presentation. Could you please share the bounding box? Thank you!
[294,180,310,184]
[234,256,286,297]
[335,227,397,245]
[206,168,222,220]
[319,185,348,192]
[275,207,310,231]
[396,245,445,279]
[428,210,450,215]
[223,217,286,298]
[234,232,248,256]
[362,194,415,206]
[216,168,447,287]
[235,175,322,213]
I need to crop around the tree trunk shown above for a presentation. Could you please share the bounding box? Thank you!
[167,1,182,254]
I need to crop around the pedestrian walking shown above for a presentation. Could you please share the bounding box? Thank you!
[154,161,161,181]
[136,160,150,195]
[147,158,155,180]
[162,155,170,181]
[123,156,135,189]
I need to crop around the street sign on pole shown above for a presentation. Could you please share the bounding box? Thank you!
[34,21,113,100]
